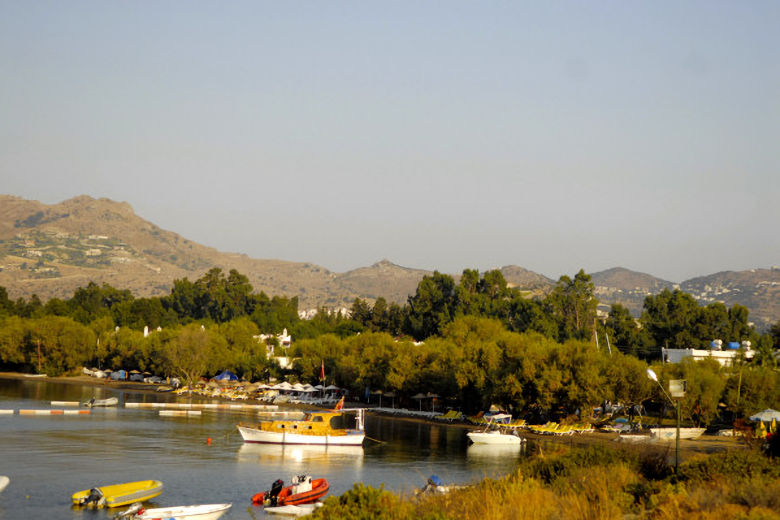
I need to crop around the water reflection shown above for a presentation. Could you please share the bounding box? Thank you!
[466,443,526,461]
[1,378,530,519]
[237,443,364,466]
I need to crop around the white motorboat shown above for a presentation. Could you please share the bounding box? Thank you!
[0,476,9,493]
[114,502,232,520]
[83,397,119,408]
[649,427,706,440]
[467,413,525,445]
[467,428,525,445]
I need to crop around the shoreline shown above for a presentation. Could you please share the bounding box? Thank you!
[0,372,742,458]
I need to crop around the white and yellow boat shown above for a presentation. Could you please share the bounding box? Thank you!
[237,409,365,446]
[71,479,163,508]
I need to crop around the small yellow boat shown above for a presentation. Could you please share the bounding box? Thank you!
[72,479,163,508]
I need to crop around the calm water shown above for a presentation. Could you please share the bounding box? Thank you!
[0,378,529,519]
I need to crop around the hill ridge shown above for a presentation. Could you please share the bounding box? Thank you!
[0,195,776,328]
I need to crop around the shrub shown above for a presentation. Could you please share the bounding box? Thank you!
[677,450,780,483]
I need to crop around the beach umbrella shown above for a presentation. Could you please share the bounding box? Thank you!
[749,409,780,423]
[427,393,439,413]
[412,393,426,411]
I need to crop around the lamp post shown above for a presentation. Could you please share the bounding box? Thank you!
[646,368,680,473]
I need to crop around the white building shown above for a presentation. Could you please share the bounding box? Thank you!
[255,329,294,368]
[662,340,754,367]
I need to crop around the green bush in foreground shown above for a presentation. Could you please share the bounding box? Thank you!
[309,445,780,520]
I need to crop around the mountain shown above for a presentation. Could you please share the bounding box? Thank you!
[500,265,555,296]
[0,195,432,309]
[0,195,777,329]
[681,269,780,331]
[591,267,676,317]
[590,266,779,331]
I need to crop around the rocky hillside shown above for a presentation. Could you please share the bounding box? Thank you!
[591,267,676,317]
[0,195,431,309]
[681,269,780,331]
[0,195,777,329]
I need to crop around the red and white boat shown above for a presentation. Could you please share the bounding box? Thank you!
[253,475,329,507]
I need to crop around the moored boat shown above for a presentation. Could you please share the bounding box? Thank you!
[649,427,706,440]
[253,475,329,507]
[467,428,525,445]
[0,476,9,493]
[264,502,323,517]
[467,414,525,445]
[114,502,232,520]
[82,396,119,408]
[72,480,163,508]
[237,408,365,446]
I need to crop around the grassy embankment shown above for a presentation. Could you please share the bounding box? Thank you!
[309,441,780,520]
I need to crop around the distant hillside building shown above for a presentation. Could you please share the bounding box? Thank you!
[255,329,294,369]
[662,340,754,367]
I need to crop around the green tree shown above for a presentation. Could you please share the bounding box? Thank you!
[641,289,701,351]
[162,324,222,390]
[0,316,27,368]
[404,271,456,340]
[546,269,598,341]
[29,316,95,376]
[769,321,780,348]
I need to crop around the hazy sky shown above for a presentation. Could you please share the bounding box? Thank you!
[1,2,778,282]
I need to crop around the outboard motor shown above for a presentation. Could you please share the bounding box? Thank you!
[84,487,105,508]
[262,479,284,506]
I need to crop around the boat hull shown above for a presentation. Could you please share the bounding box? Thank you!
[649,427,705,440]
[467,431,524,445]
[237,425,365,446]
[137,503,231,520]
[254,479,329,507]
[83,397,119,407]
[265,503,323,517]
[72,480,163,508]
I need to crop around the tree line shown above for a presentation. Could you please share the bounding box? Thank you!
[353,269,779,362]
[0,266,778,424]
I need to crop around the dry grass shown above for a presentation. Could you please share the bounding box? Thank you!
[310,444,780,520]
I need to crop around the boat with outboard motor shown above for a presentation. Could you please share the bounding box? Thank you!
[254,475,329,507]
[82,396,119,408]
[72,480,163,508]
[237,406,365,446]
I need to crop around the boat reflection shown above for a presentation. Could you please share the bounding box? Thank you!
[466,442,525,460]
[237,442,364,467]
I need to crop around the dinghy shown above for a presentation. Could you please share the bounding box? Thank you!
[0,476,9,493]
[82,396,119,408]
[265,502,323,517]
[254,475,329,506]
[72,479,163,508]
[114,502,232,520]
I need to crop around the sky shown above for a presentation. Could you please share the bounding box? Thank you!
[1,1,778,283]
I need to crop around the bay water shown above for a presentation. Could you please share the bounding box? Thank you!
[0,378,528,519]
